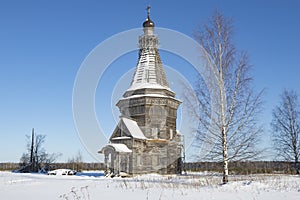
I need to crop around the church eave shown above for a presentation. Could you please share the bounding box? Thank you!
[117,95,182,109]
[124,87,176,98]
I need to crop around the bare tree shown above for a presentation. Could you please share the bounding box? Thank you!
[68,151,84,172]
[19,152,29,167]
[184,11,263,183]
[271,89,300,174]
[32,134,46,171]
[19,129,61,172]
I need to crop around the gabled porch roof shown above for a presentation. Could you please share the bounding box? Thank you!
[110,117,147,141]
[99,143,132,153]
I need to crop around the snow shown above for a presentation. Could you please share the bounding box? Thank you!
[122,117,147,140]
[111,136,132,140]
[99,143,132,153]
[120,93,180,102]
[127,83,172,93]
[47,169,76,175]
[1,171,299,200]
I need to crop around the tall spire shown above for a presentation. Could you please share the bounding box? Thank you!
[126,7,169,92]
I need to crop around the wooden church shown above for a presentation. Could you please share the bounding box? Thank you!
[99,7,183,176]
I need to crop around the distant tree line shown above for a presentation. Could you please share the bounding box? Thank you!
[184,161,299,174]
[45,162,105,171]
[0,162,104,171]
[0,163,19,171]
[0,161,298,174]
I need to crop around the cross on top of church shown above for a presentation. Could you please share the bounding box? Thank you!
[147,5,151,18]
[143,5,154,28]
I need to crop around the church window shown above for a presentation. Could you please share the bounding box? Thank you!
[152,127,157,139]
[136,155,142,166]
[152,155,159,166]
[157,127,161,139]
[170,129,173,140]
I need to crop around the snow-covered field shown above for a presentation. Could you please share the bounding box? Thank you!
[0,171,299,200]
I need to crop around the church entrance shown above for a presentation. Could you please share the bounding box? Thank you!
[99,143,132,176]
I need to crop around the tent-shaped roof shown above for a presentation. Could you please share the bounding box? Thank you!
[127,16,169,93]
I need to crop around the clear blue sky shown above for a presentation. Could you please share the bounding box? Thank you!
[0,0,299,162]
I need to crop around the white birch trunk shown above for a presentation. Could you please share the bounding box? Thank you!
[222,127,229,183]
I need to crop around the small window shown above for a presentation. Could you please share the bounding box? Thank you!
[170,129,173,140]
[152,127,158,139]
[136,155,142,166]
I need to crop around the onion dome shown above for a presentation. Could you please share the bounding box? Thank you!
[143,6,155,28]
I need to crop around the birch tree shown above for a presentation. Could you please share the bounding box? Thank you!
[184,11,263,183]
[271,89,300,174]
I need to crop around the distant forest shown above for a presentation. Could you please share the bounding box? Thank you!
[0,161,298,174]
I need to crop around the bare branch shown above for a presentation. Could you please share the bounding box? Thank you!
[271,89,300,174]
[185,10,264,183]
